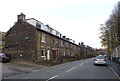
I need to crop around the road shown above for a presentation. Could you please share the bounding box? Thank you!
[3,58,119,81]
[2,62,46,79]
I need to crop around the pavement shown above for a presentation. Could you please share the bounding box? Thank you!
[2,61,47,79]
[107,59,120,79]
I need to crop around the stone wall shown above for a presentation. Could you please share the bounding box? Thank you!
[5,21,37,62]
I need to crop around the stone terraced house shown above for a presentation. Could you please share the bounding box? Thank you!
[5,13,95,65]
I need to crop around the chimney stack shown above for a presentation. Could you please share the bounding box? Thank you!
[17,13,26,22]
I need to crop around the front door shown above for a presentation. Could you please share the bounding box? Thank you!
[47,50,50,60]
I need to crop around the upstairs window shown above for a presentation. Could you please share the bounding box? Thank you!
[53,39,55,45]
[41,33,46,43]
[61,41,63,47]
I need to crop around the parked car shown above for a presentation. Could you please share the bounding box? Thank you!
[94,55,107,66]
[0,53,11,62]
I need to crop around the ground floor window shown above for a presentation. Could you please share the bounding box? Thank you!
[41,48,46,57]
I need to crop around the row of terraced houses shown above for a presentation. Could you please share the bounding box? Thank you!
[5,13,96,65]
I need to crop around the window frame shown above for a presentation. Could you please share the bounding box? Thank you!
[41,48,46,57]
[41,33,46,43]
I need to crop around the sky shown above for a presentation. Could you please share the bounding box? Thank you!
[0,0,119,49]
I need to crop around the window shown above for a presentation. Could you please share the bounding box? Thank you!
[25,37,29,40]
[61,41,63,47]
[41,33,46,43]
[36,22,41,28]
[53,39,56,45]
[48,27,52,33]
[41,48,46,57]
[64,51,65,56]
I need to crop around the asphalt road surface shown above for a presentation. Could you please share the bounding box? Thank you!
[2,62,46,78]
[3,58,119,81]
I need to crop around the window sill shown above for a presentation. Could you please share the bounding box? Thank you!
[41,41,46,43]
[41,56,46,58]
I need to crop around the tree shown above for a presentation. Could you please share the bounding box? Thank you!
[99,1,120,55]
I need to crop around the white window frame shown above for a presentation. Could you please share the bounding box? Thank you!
[41,33,46,43]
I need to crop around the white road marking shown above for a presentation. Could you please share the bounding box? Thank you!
[79,63,84,65]
[66,67,77,72]
[79,59,91,65]
[32,70,40,72]
[79,64,82,65]
[46,75,59,81]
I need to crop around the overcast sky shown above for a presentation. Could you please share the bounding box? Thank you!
[0,0,119,48]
